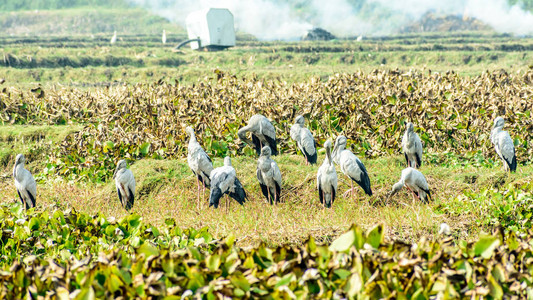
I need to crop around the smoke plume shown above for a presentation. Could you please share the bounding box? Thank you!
[128,0,533,39]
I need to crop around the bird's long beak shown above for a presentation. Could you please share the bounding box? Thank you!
[112,166,118,179]
[326,145,332,166]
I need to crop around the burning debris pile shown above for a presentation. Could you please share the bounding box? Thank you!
[401,12,491,33]
[302,27,336,41]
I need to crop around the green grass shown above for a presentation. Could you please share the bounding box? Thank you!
[2,131,531,247]
[0,124,82,170]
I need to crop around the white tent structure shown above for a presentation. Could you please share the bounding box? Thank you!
[185,8,236,50]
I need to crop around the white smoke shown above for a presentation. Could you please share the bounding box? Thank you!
[128,0,533,39]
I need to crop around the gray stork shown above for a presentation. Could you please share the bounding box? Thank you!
[113,160,136,211]
[257,146,282,204]
[290,115,317,165]
[13,154,37,210]
[237,114,278,156]
[209,157,247,209]
[332,135,372,197]
[186,126,214,206]
[390,167,431,203]
[402,122,423,168]
[491,117,516,172]
[317,140,338,208]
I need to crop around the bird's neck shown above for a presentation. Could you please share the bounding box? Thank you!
[13,164,23,178]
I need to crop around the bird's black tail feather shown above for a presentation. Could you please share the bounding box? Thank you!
[125,188,134,211]
[27,191,36,209]
[355,160,372,196]
[209,187,223,209]
[229,178,247,206]
[415,152,422,168]
[265,135,278,156]
[198,173,210,189]
[509,155,517,173]
[251,134,262,156]
[304,145,318,165]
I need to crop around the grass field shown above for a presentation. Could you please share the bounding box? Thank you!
[0,123,532,248]
[2,29,533,297]
[1,32,532,88]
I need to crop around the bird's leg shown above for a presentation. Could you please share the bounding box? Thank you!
[343,181,354,198]
[196,177,200,210]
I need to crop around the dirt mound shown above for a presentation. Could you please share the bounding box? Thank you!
[302,27,336,41]
[401,12,492,33]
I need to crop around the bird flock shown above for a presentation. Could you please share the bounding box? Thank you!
[12,115,517,211]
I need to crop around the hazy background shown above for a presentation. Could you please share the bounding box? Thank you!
[1,0,533,39]
[128,0,533,39]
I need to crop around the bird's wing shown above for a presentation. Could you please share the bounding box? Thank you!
[256,165,265,185]
[499,132,516,169]
[260,118,276,140]
[413,171,429,194]
[317,166,323,190]
[355,158,372,196]
[212,167,235,194]
[20,169,37,198]
[271,161,282,187]
[229,177,247,205]
[290,124,299,141]
[401,131,408,152]
[414,133,423,167]
[300,128,317,155]
[260,119,278,155]
[340,151,362,181]
[127,169,136,196]
[198,150,214,175]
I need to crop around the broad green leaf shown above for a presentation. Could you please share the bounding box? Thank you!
[137,242,160,257]
[329,229,355,252]
[474,235,500,259]
[366,224,384,249]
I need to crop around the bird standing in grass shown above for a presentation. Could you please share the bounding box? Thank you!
[110,31,117,44]
[290,115,317,165]
[13,154,37,210]
[390,167,431,203]
[162,29,167,44]
[317,140,337,208]
[402,122,423,168]
[186,126,214,207]
[257,146,282,204]
[209,156,247,210]
[113,160,136,211]
[332,135,372,197]
[491,116,516,172]
[238,114,277,156]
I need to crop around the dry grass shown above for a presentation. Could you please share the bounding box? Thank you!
[1,152,531,248]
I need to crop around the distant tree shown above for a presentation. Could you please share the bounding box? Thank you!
[0,0,129,11]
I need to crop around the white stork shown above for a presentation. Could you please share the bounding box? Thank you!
[113,159,136,211]
[290,115,317,164]
[317,140,337,208]
[257,146,282,204]
[13,154,37,210]
[110,31,117,44]
[209,157,247,209]
[162,29,167,44]
[186,126,214,206]
[402,122,423,168]
[332,135,372,197]
[491,116,516,172]
[390,167,431,203]
[237,114,277,156]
